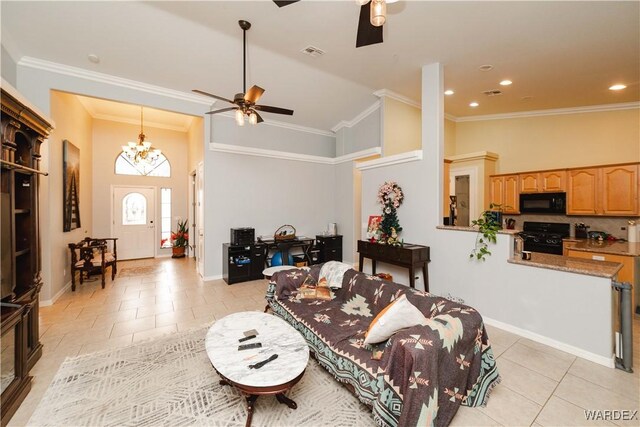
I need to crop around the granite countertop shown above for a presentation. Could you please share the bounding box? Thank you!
[436,225,521,235]
[508,252,623,278]
[563,238,640,257]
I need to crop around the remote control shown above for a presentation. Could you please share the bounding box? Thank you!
[238,342,262,351]
[239,334,256,343]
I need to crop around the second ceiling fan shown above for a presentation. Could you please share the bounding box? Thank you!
[193,20,293,125]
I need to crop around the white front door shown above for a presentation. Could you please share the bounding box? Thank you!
[112,186,156,260]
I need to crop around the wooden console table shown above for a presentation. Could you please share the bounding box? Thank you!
[357,240,430,291]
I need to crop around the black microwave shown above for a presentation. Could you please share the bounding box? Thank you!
[519,192,566,214]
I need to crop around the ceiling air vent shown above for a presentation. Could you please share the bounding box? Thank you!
[301,45,325,58]
[483,89,503,97]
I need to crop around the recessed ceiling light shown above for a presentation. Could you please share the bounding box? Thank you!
[478,65,494,72]
[609,84,626,91]
[88,54,100,64]
[469,102,479,107]
[499,80,512,86]
[444,89,454,96]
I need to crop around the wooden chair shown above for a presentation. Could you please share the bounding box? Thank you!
[68,237,118,291]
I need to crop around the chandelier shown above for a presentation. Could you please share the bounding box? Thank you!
[121,107,161,165]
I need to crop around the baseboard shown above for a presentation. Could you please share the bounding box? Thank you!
[203,275,223,281]
[483,316,615,368]
[40,280,72,307]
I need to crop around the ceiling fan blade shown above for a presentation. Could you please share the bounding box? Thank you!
[356,2,383,48]
[244,85,265,104]
[273,0,300,7]
[192,89,236,104]
[205,107,238,115]
[254,105,294,115]
[255,111,264,123]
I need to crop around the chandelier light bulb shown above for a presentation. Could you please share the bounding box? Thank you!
[370,0,386,27]
[249,112,258,125]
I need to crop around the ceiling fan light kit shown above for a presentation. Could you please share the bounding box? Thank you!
[370,0,386,27]
[193,20,293,127]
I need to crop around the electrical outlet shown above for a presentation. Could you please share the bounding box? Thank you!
[621,226,627,230]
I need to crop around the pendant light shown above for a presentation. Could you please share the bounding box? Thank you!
[121,107,161,165]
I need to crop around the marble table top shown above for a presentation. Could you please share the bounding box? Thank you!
[205,311,309,388]
[262,265,297,278]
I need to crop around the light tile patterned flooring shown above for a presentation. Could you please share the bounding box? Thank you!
[8,257,640,426]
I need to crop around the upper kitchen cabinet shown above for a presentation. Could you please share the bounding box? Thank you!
[541,170,566,192]
[490,175,519,213]
[567,168,600,215]
[568,164,638,216]
[602,164,638,215]
[519,170,566,193]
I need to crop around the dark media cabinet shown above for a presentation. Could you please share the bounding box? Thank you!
[222,235,343,285]
[1,86,51,424]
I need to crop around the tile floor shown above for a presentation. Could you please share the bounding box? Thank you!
[8,257,640,426]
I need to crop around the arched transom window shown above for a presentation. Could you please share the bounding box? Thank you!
[115,152,171,177]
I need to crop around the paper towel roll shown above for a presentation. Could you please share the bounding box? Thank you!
[628,222,637,243]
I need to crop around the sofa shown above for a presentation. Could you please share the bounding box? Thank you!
[266,263,500,427]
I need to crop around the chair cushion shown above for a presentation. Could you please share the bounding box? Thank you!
[75,252,115,267]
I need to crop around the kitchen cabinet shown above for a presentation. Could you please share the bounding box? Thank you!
[519,173,540,193]
[567,168,600,215]
[489,175,519,213]
[567,249,638,314]
[541,170,566,192]
[602,165,638,215]
[567,165,638,216]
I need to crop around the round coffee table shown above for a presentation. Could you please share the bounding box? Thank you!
[205,311,309,427]
[262,265,297,280]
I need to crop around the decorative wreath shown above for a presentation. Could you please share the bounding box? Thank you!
[377,181,404,209]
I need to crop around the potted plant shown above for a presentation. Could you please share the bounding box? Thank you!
[169,219,189,258]
[469,203,503,261]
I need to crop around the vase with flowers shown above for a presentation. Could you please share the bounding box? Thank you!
[166,219,189,258]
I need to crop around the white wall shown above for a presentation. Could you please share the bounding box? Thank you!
[335,106,381,156]
[212,115,335,157]
[203,151,336,278]
[1,45,17,87]
[334,162,355,265]
[91,119,189,257]
[41,91,93,302]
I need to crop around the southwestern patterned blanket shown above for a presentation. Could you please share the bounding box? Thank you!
[266,265,500,427]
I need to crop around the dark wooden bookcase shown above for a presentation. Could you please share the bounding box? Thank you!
[1,86,52,425]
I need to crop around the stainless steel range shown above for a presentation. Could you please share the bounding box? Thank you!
[520,222,570,255]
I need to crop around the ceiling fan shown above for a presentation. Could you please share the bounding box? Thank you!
[273,0,395,48]
[193,20,293,125]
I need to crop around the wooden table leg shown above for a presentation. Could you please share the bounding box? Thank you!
[276,393,298,409]
[372,259,377,275]
[409,265,415,288]
[423,262,429,292]
[358,254,364,272]
[245,395,258,427]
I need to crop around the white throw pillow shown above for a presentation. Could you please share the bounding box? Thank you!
[364,294,426,345]
[318,261,353,289]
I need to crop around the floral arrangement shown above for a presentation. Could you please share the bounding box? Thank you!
[163,219,189,248]
[377,181,404,245]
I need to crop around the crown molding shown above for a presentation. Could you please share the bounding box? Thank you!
[373,89,421,109]
[356,150,423,171]
[209,143,381,165]
[451,101,640,123]
[445,151,499,162]
[334,147,382,164]
[444,113,457,122]
[18,56,213,106]
[331,101,381,133]
[213,110,334,138]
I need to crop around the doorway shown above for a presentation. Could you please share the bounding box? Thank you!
[112,186,156,260]
[455,175,470,226]
[196,162,205,276]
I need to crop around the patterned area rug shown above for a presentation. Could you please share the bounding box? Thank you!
[117,265,165,277]
[29,326,374,426]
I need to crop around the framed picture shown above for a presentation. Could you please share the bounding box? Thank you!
[366,215,382,241]
[63,140,81,232]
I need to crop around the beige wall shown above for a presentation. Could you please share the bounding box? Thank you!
[41,91,93,301]
[91,119,189,258]
[383,97,421,156]
[444,118,456,156]
[187,117,204,173]
[454,108,640,173]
